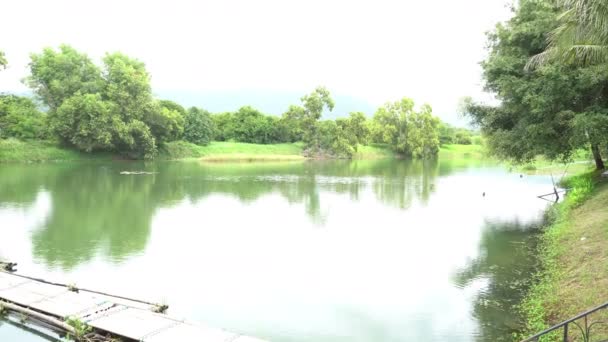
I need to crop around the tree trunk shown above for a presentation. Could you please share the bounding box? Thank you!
[591,143,605,170]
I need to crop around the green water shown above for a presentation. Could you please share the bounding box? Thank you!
[0,159,553,341]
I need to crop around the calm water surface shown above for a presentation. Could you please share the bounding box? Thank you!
[0,159,554,341]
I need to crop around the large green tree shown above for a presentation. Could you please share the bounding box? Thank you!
[317,120,355,158]
[465,0,608,169]
[26,45,102,111]
[101,52,158,157]
[0,95,47,139]
[184,107,213,145]
[371,98,440,158]
[52,93,115,152]
[406,104,440,158]
[529,0,608,67]
[144,100,185,144]
[27,46,159,159]
[102,52,151,121]
[342,112,370,146]
[283,86,335,148]
[211,106,286,144]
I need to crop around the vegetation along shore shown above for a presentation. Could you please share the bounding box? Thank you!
[0,45,480,163]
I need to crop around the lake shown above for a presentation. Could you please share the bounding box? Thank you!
[0,158,554,341]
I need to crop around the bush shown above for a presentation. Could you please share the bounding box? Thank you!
[0,95,48,139]
[184,107,213,145]
[454,130,473,145]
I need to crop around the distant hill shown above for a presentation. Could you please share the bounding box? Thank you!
[154,89,377,119]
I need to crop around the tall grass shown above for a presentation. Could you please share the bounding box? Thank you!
[520,171,600,341]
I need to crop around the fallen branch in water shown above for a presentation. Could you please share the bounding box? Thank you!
[0,262,17,272]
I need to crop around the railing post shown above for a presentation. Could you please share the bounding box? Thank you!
[563,322,568,342]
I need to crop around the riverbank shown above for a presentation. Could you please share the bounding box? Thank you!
[521,171,608,340]
[159,141,306,161]
[0,138,487,163]
[0,139,114,163]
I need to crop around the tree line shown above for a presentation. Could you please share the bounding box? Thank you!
[0,45,473,159]
[464,0,608,170]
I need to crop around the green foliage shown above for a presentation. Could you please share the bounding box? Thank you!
[52,93,115,152]
[25,46,159,159]
[280,105,306,142]
[102,52,151,120]
[342,112,370,146]
[316,120,355,158]
[520,171,599,340]
[121,120,157,160]
[407,104,440,158]
[17,45,448,161]
[211,106,291,144]
[26,45,102,111]
[454,129,472,145]
[144,101,185,144]
[471,135,483,145]
[438,122,476,146]
[529,0,608,68]
[0,95,47,139]
[184,107,213,145]
[560,172,594,206]
[283,86,335,148]
[0,51,7,70]
[465,0,608,169]
[438,122,455,145]
[159,140,204,159]
[158,99,186,117]
[371,98,440,158]
[65,317,92,341]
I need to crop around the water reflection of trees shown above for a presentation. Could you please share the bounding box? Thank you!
[452,220,543,342]
[0,159,445,269]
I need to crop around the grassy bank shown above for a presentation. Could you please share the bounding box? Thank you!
[1,138,489,163]
[512,150,594,176]
[521,171,608,340]
[159,141,306,161]
[0,138,112,163]
[438,143,486,159]
[353,144,397,159]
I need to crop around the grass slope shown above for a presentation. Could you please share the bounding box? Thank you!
[1,138,490,163]
[0,138,112,163]
[438,144,486,159]
[521,171,608,341]
[159,141,306,161]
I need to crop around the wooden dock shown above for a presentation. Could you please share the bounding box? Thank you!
[0,271,267,341]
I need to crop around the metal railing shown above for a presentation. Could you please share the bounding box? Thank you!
[522,301,608,342]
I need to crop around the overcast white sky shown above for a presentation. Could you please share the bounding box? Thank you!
[0,0,513,123]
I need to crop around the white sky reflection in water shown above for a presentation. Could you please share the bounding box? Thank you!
[0,162,553,341]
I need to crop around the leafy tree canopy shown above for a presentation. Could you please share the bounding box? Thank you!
[371,98,440,158]
[184,107,213,145]
[0,95,47,139]
[464,0,608,169]
[26,45,102,111]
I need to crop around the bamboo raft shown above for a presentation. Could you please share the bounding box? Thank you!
[0,269,266,341]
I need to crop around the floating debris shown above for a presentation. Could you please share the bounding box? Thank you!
[119,171,157,175]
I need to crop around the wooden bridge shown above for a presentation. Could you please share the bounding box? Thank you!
[0,269,267,341]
